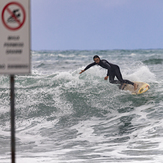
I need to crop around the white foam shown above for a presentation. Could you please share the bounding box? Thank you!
[124,65,156,83]
[16,118,59,145]
[130,53,136,56]
[58,53,75,58]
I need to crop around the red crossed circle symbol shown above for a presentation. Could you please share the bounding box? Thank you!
[1,2,26,31]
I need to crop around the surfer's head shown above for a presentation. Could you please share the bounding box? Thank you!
[93,55,100,64]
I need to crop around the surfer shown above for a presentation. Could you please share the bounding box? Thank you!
[79,55,138,90]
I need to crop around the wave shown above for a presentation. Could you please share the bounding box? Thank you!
[143,58,163,65]
[0,55,163,162]
[0,63,157,122]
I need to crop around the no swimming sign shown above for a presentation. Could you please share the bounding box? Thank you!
[0,0,30,74]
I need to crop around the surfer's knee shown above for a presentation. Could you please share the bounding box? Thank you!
[109,80,114,83]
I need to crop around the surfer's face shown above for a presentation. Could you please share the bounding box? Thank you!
[94,58,100,64]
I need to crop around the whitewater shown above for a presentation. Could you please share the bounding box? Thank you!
[0,49,163,163]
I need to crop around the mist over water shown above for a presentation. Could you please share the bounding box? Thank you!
[0,49,163,163]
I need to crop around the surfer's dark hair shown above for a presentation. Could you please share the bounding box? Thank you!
[93,55,100,60]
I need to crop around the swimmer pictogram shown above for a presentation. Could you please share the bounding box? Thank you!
[1,2,26,30]
[7,9,21,23]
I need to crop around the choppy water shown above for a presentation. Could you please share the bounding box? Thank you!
[0,49,163,163]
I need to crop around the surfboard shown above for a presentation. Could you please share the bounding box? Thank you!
[121,81,150,95]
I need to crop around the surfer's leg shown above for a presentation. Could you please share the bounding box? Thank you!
[123,80,134,85]
[114,66,134,85]
[122,80,138,90]
[109,73,121,84]
[109,66,138,90]
[114,66,125,83]
[114,66,138,89]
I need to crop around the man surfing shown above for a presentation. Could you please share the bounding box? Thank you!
[79,55,138,90]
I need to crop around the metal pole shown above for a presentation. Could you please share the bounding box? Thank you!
[10,75,15,163]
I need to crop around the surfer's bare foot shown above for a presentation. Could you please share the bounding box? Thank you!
[134,83,138,90]
[121,83,126,90]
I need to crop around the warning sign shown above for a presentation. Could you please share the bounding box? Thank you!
[2,2,26,31]
[0,0,30,74]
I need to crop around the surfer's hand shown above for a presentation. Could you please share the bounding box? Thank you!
[79,70,85,74]
[104,76,109,80]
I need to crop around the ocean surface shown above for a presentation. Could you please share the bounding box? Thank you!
[0,49,163,163]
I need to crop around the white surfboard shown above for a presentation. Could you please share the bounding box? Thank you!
[122,81,150,95]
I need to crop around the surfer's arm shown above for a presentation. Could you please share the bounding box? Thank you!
[105,64,111,78]
[84,62,96,71]
[79,62,96,74]
[107,69,110,76]
[100,60,111,77]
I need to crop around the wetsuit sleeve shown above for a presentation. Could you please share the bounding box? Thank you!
[84,62,96,71]
[107,70,109,76]
[101,60,111,76]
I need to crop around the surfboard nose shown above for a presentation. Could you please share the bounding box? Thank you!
[137,83,150,94]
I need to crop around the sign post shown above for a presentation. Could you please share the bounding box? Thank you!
[10,75,15,163]
[0,0,31,162]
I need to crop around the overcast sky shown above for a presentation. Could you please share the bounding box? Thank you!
[31,0,163,50]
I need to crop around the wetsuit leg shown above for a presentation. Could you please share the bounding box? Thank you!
[114,66,134,85]
[109,71,121,84]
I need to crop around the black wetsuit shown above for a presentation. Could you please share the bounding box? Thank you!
[84,59,134,86]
